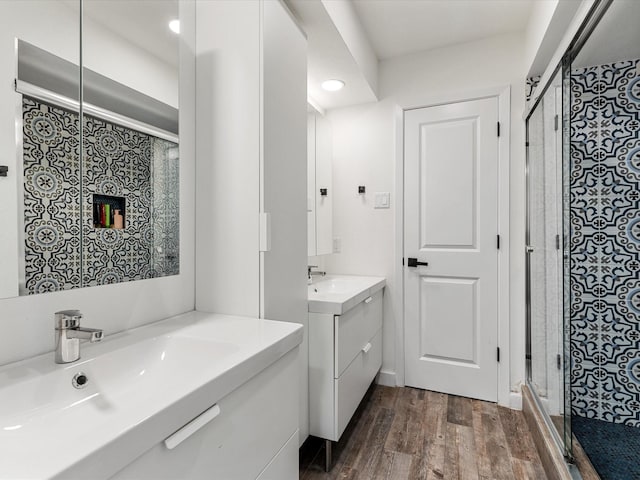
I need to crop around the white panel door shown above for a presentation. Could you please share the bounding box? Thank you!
[404,97,499,402]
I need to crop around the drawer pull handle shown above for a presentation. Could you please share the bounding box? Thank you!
[362,342,372,354]
[364,296,373,304]
[164,404,221,450]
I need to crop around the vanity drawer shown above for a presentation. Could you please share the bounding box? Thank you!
[335,328,382,440]
[334,290,382,378]
[109,349,298,480]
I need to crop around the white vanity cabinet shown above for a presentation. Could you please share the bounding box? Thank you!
[109,349,299,480]
[309,290,383,444]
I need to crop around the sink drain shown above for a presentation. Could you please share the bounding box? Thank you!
[72,372,89,389]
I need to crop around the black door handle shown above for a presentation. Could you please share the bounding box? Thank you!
[407,257,428,267]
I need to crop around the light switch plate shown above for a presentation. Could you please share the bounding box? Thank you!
[374,192,390,209]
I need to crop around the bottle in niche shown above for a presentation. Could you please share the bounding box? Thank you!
[113,209,124,229]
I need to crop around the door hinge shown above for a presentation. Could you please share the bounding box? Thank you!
[554,114,559,131]
[557,353,562,370]
[497,234,501,250]
[497,121,501,137]
[402,257,405,266]
[555,234,560,250]
[497,347,501,362]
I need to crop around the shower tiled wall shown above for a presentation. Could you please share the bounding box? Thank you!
[570,59,640,425]
[22,96,179,295]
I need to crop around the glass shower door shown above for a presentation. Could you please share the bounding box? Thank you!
[527,69,568,453]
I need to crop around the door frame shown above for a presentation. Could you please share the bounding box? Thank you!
[393,86,512,407]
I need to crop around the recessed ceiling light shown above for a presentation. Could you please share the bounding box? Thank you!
[169,19,180,34]
[321,79,345,92]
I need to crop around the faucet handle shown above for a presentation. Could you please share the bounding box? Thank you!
[55,310,83,329]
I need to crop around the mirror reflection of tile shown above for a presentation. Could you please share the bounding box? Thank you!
[22,96,179,295]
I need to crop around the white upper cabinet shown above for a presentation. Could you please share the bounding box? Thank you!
[307,111,333,257]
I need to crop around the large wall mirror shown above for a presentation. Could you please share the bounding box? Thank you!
[0,0,185,299]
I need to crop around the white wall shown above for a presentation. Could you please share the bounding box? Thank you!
[0,1,195,367]
[325,32,528,398]
[324,100,397,378]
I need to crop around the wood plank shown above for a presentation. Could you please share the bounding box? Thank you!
[372,385,399,410]
[457,424,480,480]
[386,452,413,480]
[480,402,516,480]
[471,400,493,479]
[384,387,425,455]
[498,406,542,462]
[409,390,448,480]
[371,450,394,480]
[351,407,395,478]
[443,423,460,480]
[447,394,473,427]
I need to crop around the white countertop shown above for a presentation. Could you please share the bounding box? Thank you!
[308,274,386,315]
[0,311,303,480]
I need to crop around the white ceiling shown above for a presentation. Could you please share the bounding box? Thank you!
[352,0,535,60]
[573,0,640,69]
[288,0,378,110]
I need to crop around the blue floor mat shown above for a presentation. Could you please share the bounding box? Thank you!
[573,416,640,480]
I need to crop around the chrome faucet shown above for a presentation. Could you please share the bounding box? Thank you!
[308,265,326,283]
[54,310,103,364]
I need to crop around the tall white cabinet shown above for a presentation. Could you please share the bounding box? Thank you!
[195,0,309,448]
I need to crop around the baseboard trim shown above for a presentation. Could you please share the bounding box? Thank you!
[509,392,523,410]
[376,370,396,387]
[522,385,573,480]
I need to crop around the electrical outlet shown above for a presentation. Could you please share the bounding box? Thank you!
[333,237,341,253]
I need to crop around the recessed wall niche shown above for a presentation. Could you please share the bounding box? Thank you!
[93,194,125,229]
[22,96,179,294]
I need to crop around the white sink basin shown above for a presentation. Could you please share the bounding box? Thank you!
[308,275,385,314]
[0,312,303,480]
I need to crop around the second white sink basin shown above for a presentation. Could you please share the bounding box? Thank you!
[308,274,385,314]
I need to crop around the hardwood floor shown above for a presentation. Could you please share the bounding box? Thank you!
[299,385,547,480]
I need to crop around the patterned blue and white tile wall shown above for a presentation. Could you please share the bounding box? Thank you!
[526,75,541,104]
[570,59,640,426]
[22,96,179,295]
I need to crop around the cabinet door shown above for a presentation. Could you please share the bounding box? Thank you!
[335,329,382,440]
[108,350,299,480]
[261,0,309,447]
[256,430,299,480]
[335,291,383,377]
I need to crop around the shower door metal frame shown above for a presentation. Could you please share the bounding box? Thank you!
[525,62,569,459]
